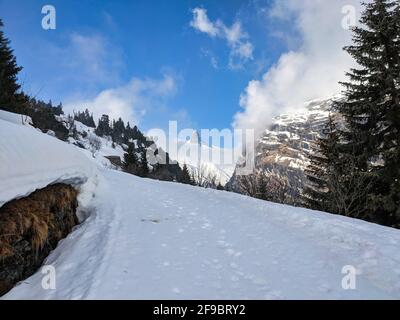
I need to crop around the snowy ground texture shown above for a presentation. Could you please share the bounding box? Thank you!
[1,114,400,299]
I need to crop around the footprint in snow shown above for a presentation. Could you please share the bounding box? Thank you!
[141,218,161,223]
[231,275,240,282]
[217,240,230,248]
[201,222,213,230]
[225,249,242,257]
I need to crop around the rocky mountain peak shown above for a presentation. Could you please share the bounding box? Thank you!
[228,98,335,205]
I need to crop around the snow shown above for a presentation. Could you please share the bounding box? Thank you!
[61,116,126,162]
[0,118,96,208]
[3,168,400,299]
[1,112,400,299]
[0,109,32,126]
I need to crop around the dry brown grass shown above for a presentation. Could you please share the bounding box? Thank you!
[0,184,78,259]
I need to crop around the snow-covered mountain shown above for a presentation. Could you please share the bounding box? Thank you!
[174,131,236,185]
[229,98,334,204]
[1,110,400,299]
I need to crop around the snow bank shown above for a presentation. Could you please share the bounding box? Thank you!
[0,109,32,126]
[0,118,96,207]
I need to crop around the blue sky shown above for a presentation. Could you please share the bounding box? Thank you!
[0,0,360,136]
[0,0,291,132]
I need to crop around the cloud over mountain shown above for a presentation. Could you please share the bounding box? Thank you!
[233,0,362,138]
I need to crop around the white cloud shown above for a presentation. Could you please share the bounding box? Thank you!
[229,41,254,69]
[190,7,254,68]
[223,21,244,45]
[190,8,219,37]
[233,0,363,138]
[65,33,122,85]
[64,74,177,126]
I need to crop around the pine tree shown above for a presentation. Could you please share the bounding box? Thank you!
[84,109,95,127]
[95,114,111,137]
[0,19,25,113]
[54,103,64,116]
[112,118,125,143]
[123,143,138,173]
[305,117,342,212]
[138,149,149,177]
[74,109,95,128]
[180,164,192,185]
[334,0,400,226]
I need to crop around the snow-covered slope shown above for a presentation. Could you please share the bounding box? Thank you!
[0,109,32,126]
[0,117,96,208]
[55,115,126,168]
[3,169,400,299]
[1,112,400,299]
[57,115,171,174]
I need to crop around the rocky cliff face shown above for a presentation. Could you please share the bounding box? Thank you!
[0,184,79,295]
[229,98,334,204]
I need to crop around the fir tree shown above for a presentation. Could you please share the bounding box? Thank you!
[112,118,125,143]
[54,103,64,116]
[123,143,138,173]
[74,109,95,128]
[305,116,342,212]
[0,19,25,113]
[334,0,400,226]
[180,164,193,185]
[95,114,111,137]
[138,149,149,177]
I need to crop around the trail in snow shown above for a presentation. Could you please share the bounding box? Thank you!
[3,167,400,299]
